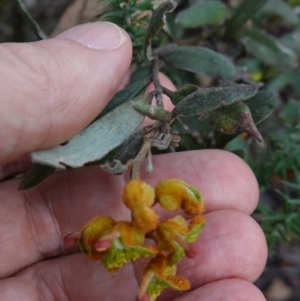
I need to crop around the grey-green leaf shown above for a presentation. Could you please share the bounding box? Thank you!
[172,84,258,118]
[114,129,145,164]
[159,46,236,79]
[225,0,269,37]
[175,0,228,28]
[97,67,151,119]
[261,0,299,25]
[31,94,152,169]
[162,85,198,105]
[240,27,297,70]
[18,164,55,190]
[145,0,180,55]
[199,101,263,142]
[230,149,245,159]
[243,91,279,124]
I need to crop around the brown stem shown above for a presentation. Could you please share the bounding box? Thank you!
[131,141,152,180]
[151,59,164,108]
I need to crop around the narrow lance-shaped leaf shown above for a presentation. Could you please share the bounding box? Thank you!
[214,131,237,149]
[162,85,198,105]
[230,149,245,159]
[243,91,279,124]
[159,46,236,79]
[261,0,299,26]
[18,164,55,190]
[31,94,152,170]
[113,128,145,164]
[175,0,228,28]
[240,27,297,70]
[145,0,180,56]
[199,101,263,142]
[225,0,269,37]
[12,0,48,40]
[172,84,258,118]
[97,67,151,119]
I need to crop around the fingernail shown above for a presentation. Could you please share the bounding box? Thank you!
[56,22,126,50]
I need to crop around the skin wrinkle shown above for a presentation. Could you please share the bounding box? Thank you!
[23,189,48,262]
[177,211,267,286]
[0,44,54,159]
[23,186,63,261]
[36,185,67,258]
[33,263,69,301]
[171,279,266,301]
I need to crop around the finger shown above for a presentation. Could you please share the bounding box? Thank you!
[144,149,260,214]
[0,254,138,301]
[0,150,259,277]
[0,22,132,164]
[0,155,31,182]
[162,210,267,300]
[173,279,266,301]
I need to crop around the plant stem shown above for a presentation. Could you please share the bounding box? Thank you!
[12,0,48,40]
[131,141,152,180]
[151,59,164,108]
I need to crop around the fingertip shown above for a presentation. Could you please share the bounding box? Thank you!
[146,149,259,214]
[0,22,132,164]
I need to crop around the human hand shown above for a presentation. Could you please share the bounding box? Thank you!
[0,22,267,301]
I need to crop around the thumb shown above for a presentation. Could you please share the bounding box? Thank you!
[0,22,132,164]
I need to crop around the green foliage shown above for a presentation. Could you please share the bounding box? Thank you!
[175,1,229,28]
[159,45,237,79]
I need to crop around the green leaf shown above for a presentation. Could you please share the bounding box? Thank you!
[162,85,198,105]
[281,29,300,53]
[145,0,180,56]
[113,128,145,164]
[240,27,297,70]
[18,164,55,190]
[199,101,263,142]
[12,0,47,40]
[243,91,279,124]
[175,0,228,28]
[31,94,152,170]
[214,131,237,149]
[172,84,258,118]
[261,0,299,25]
[225,0,269,37]
[230,149,245,158]
[97,67,151,119]
[279,101,300,123]
[159,46,236,79]
[288,70,300,96]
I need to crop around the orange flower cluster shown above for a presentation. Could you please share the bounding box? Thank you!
[64,179,205,301]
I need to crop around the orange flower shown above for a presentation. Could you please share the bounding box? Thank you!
[155,179,204,215]
[123,180,159,232]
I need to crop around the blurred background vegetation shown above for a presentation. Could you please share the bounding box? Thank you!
[1,0,300,300]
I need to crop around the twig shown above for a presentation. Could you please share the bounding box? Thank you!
[131,141,152,180]
[12,0,48,40]
[151,59,164,108]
